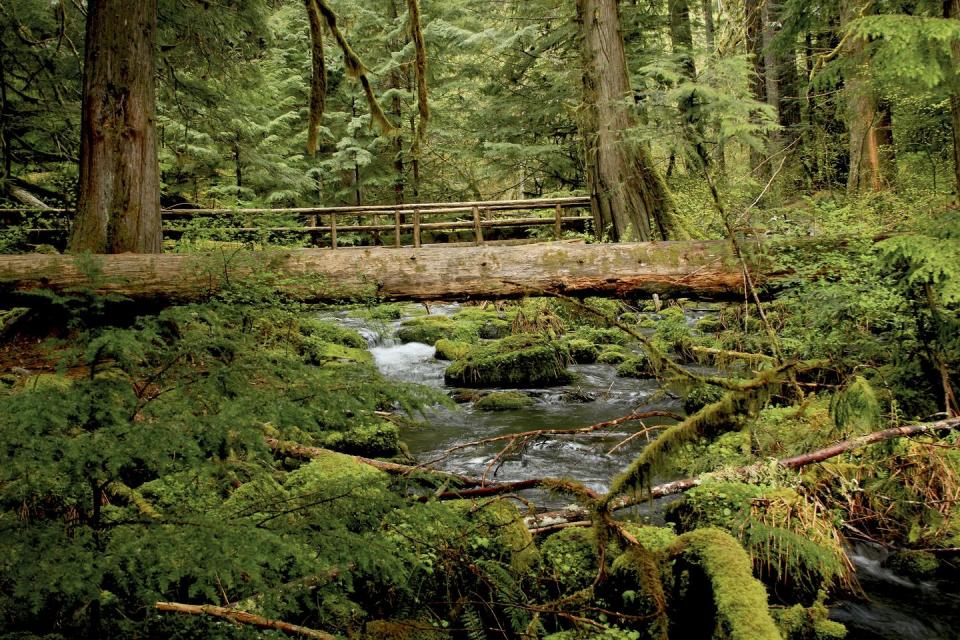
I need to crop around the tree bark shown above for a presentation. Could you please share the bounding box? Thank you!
[844,7,895,194]
[576,0,678,241]
[70,0,162,254]
[946,0,960,201]
[745,0,768,173]
[701,0,715,52]
[0,240,765,303]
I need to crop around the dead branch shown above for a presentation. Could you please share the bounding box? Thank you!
[154,602,335,639]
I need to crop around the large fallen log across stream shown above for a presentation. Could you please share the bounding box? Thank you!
[0,240,774,303]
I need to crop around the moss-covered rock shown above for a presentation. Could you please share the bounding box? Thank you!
[695,316,724,334]
[318,421,401,457]
[597,346,629,365]
[565,338,600,364]
[681,383,726,414]
[300,335,373,365]
[300,318,368,348]
[474,391,534,411]
[567,326,629,346]
[616,353,656,379]
[396,313,507,346]
[444,334,573,388]
[775,600,847,639]
[434,338,472,361]
[396,316,462,345]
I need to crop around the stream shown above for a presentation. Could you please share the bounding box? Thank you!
[331,304,960,640]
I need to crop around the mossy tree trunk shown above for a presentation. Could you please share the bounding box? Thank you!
[745,0,768,174]
[576,0,678,241]
[70,0,162,254]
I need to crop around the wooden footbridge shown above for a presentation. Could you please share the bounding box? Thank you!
[0,196,595,248]
[0,195,778,304]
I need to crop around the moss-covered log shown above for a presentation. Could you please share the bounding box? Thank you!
[0,240,769,303]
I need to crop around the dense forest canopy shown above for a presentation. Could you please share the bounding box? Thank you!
[1,1,959,640]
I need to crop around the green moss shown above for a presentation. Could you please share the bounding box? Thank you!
[565,338,600,364]
[14,373,73,393]
[695,316,724,334]
[598,347,629,365]
[669,528,781,640]
[886,550,940,580]
[775,599,847,639]
[300,335,373,365]
[318,421,401,457]
[299,318,368,348]
[682,383,726,414]
[474,391,534,411]
[434,338,471,361]
[350,303,403,321]
[568,326,629,346]
[450,498,539,572]
[616,353,656,379]
[444,334,573,388]
[621,524,679,554]
[654,307,695,361]
[540,527,599,593]
[396,314,499,345]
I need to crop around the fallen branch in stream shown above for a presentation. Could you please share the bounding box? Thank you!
[526,416,960,530]
[413,409,681,481]
[155,602,335,639]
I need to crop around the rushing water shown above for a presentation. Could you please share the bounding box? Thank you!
[330,304,960,639]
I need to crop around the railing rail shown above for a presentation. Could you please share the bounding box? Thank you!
[0,196,594,248]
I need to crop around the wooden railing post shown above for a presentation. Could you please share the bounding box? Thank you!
[394,210,401,247]
[413,209,421,248]
[554,204,563,239]
[473,205,484,245]
[330,212,337,249]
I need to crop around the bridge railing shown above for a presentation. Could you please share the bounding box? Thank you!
[0,196,594,248]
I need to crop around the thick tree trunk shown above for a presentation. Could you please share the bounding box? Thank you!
[844,8,895,194]
[846,75,895,193]
[70,0,162,254]
[745,0,768,172]
[0,240,764,303]
[576,0,677,241]
[701,0,715,52]
[669,0,709,169]
[946,0,960,201]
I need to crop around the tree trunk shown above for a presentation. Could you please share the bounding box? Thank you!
[701,0,715,52]
[70,0,162,254]
[0,240,766,303]
[669,0,710,170]
[946,0,960,201]
[576,0,677,241]
[745,0,768,172]
[844,8,895,194]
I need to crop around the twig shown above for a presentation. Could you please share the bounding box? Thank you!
[155,602,335,639]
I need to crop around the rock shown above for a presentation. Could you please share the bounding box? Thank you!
[616,354,656,379]
[444,334,573,388]
[474,391,535,411]
[564,338,600,364]
[597,346,629,365]
[434,339,471,361]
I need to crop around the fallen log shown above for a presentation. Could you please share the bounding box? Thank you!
[526,416,960,529]
[155,602,334,639]
[0,240,768,303]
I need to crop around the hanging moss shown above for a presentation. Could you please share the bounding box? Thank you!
[830,375,882,435]
[444,334,573,388]
[668,528,781,640]
[314,0,395,134]
[305,0,327,155]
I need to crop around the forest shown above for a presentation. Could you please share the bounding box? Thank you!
[0,0,959,639]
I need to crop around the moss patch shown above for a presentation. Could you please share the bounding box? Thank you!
[444,334,573,388]
[565,338,600,364]
[616,353,656,379]
[474,391,534,411]
[682,383,726,414]
[434,338,471,361]
[318,421,401,457]
[597,346,629,365]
